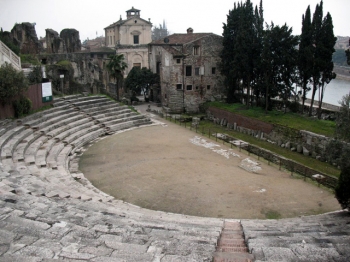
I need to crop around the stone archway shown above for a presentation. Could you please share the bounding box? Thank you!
[132,53,143,68]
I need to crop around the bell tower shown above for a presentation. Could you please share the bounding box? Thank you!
[126,7,141,19]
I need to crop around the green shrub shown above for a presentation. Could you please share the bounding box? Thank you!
[13,96,32,118]
[130,96,139,102]
[335,146,350,210]
[335,168,350,210]
[20,54,40,65]
[288,101,300,113]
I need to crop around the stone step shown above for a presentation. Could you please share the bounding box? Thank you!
[93,111,137,124]
[0,126,26,151]
[214,221,254,262]
[74,99,115,111]
[71,97,110,108]
[39,113,86,135]
[35,139,56,167]
[55,121,95,142]
[103,114,144,127]
[90,107,130,119]
[47,117,91,139]
[12,131,42,163]
[63,124,101,145]
[1,129,34,160]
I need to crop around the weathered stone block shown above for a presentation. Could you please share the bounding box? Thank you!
[297,145,303,153]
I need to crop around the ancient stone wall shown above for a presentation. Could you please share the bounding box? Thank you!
[10,22,43,54]
[207,107,331,160]
[45,29,65,54]
[38,51,113,94]
[60,29,81,53]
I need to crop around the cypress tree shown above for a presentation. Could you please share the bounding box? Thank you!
[317,12,336,119]
[298,6,313,113]
[309,1,323,116]
[220,3,241,103]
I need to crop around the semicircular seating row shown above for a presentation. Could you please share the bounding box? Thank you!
[1,95,350,262]
[0,95,224,261]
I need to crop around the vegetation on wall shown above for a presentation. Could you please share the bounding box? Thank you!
[20,54,41,65]
[13,96,32,118]
[0,63,28,103]
[0,28,20,55]
[27,65,43,84]
[46,60,74,93]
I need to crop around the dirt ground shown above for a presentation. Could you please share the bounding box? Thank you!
[79,111,340,219]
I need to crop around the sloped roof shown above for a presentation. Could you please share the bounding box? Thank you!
[126,6,140,12]
[150,33,214,45]
[104,17,151,29]
[162,45,183,56]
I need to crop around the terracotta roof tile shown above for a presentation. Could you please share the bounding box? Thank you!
[151,33,213,45]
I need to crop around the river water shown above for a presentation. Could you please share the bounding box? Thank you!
[305,78,350,106]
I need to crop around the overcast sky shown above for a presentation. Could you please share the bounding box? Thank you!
[1,0,349,41]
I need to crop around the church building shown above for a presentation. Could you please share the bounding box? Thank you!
[104,7,152,76]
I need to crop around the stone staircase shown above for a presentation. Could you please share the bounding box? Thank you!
[0,94,349,261]
[214,220,254,262]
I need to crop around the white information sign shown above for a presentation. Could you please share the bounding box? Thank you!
[42,82,53,102]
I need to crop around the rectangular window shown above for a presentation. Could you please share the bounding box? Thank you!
[176,84,182,90]
[156,62,161,74]
[212,67,216,74]
[193,46,200,55]
[207,85,211,90]
[186,66,192,76]
[134,35,139,44]
[133,63,141,68]
[195,67,200,76]
[196,86,199,90]
[186,85,193,91]
[176,58,181,64]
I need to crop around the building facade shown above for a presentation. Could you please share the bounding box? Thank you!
[148,28,225,113]
[104,7,152,76]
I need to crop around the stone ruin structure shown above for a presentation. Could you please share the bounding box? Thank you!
[45,28,81,54]
[8,22,42,54]
[45,29,64,54]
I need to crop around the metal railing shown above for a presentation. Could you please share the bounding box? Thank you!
[0,40,21,70]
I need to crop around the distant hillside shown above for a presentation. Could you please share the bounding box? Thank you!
[335,36,349,50]
[333,49,349,66]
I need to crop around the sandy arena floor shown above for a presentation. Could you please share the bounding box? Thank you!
[79,114,340,219]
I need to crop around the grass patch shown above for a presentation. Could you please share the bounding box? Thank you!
[264,210,282,219]
[206,101,336,137]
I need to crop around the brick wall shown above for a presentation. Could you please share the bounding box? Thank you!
[0,83,53,119]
